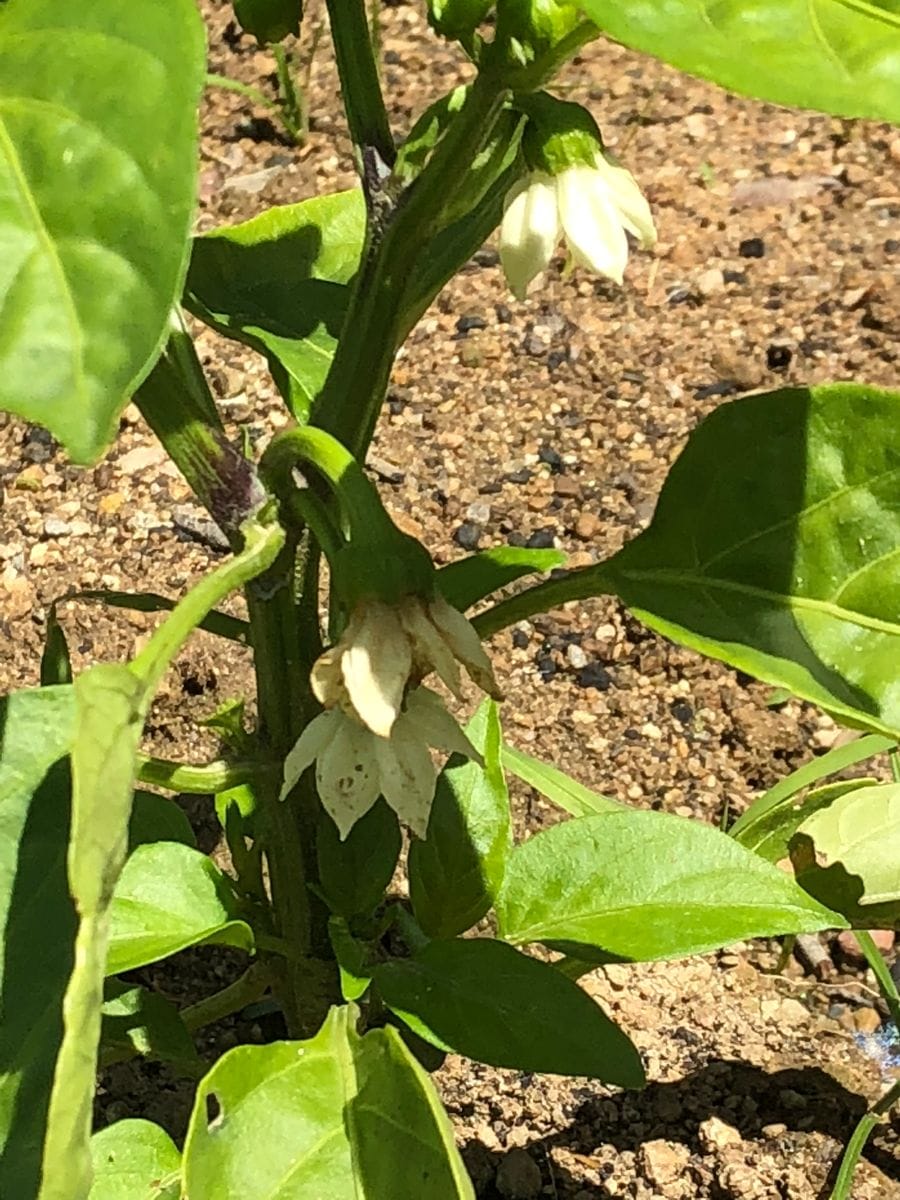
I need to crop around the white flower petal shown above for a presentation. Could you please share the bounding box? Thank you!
[427,595,503,699]
[341,601,412,738]
[316,713,381,839]
[404,687,484,766]
[499,173,560,300]
[280,710,339,800]
[594,153,657,249]
[375,724,437,840]
[556,165,629,285]
[310,647,344,707]
[399,596,463,698]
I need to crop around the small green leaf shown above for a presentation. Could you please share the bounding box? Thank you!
[0,0,205,462]
[185,191,366,418]
[317,798,401,921]
[502,742,621,817]
[107,842,253,975]
[182,1006,474,1198]
[437,547,565,612]
[329,917,373,1002]
[409,701,511,939]
[89,1120,180,1200]
[127,791,195,851]
[72,591,249,644]
[233,0,300,43]
[375,938,644,1087]
[100,982,198,1068]
[40,611,73,687]
[791,783,900,926]
[582,0,900,124]
[496,810,845,960]
[0,687,76,1200]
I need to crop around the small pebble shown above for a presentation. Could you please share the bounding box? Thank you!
[453,522,482,551]
[739,236,766,258]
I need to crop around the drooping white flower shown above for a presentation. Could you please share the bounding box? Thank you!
[499,152,656,299]
[310,593,502,740]
[280,686,481,839]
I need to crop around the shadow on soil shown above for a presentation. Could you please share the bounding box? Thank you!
[461,1060,899,1199]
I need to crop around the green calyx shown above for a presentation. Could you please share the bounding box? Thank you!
[519,92,603,174]
[493,0,583,71]
[427,0,493,40]
[330,533,437,611]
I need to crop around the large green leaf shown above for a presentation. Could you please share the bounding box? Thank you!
[496,810,844,960]
[106,842,253,975]
[89,1121,180,1200]
[582,0,900,124]
[185,191,366,418]
[375,938,644,1086]
[409,701,511,939]
[0,0,205,463]
[734,778,876,865]
[182,1005,474,1199]
[791,783,900,926]
[0,687,76,1200]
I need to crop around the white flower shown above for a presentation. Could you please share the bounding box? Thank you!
[310,593,502,740]
[280,686,481,839]
[499,153,656,299]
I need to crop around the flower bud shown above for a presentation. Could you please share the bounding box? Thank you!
[427,0,493,39]
[494,0,582,71]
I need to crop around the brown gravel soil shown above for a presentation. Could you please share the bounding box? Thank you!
[3,2,900,1196]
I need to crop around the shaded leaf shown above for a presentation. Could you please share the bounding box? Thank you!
[437,547,564,612]
[233,0,299,42]
[735,778,876,865]
[127,791,195,852]
[107,842,253,975]
[409,701,511,938]
[100,982,198,1068]
[496,810,845,960]
[317,798,401,922]
[582,0,900,124]
[376,938,644,1087]
[0,0,204,462]
[89,1120,180,1200]
[182,1006,474,1198]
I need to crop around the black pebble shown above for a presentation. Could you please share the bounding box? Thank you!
[454,522,482,551]
[576,663,612,691]
[456,314,488,334]
[536,654,557,680]
[670,700,694,725]
[526,528,556,550]
[723,269,748,284]
[739,237,765,258]
[538,444,564,472]
[505,467,533,485]
[511,629,529,649]
[767,344,792,371]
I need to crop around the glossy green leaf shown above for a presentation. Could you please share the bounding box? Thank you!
[89,1120,180,1200]
[0,0,204,463]
[375,938,644,1087]
[496,810,845,960]
[582,0,900,124]
[437,547,564,612]
[792,783,900,926]
[233,0,299,42]
[498,386,900,738]
[185,191,366,417]
[106,842,253,975]
[0,688,76,1200]
[502,742,621,817]
[317,797,401,922]
[729,733,894,844]
[127,791,195,851]
[182,1006,474,1198]
[409,701,511,938]
[100,982,198,1068]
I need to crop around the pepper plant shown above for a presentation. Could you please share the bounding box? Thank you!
[2,0,899,1196]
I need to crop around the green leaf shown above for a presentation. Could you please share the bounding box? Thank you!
[437,547,565,612]
[328,917,373,1002]
[729,731,893,848]
[581,0,900,124]
[0,0,205,463]
[0,687,76,1200]
[791,783,900,926]
[182,1005,475,1198]
[185,191,366,418]
[100,982,198,1068]
[89,1120,180,1200]
[73,591,249,644]
[128,791,195,851]
[317,798,401,921]
[520,385,900,739]
[375,938,644,1087]
[409,701,511,938]
[502,742,622,817]
[233,0,299,43]
[496,810,845,960]
[107,842,253,975]
[735,778,876,864]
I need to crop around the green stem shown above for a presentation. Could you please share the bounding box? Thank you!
[181,962,272,1033]
[135,753,277,794]
[324,0,393,165]
[829,1078,900,1200]
[312,69,509,458]
[272,43,304,142]
[856,930,900,1030]
[206,72,284,120]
